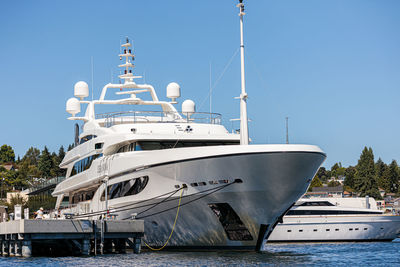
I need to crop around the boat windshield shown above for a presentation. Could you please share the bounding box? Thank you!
[297,201,335,207]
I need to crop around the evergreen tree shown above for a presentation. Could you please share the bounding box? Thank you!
[328,180,341,187]
[344,166,356,189]
[50,152,59,178]
[58,146,65,161]
[354,147,380,199]
[22,147,41,166]
[375,158,388,190]
[383,160,400,193]
[38,146,53,178]
[57,146,66,176]
[308,175,323,191]
[316,167,329,183]
[0,144,15,163]
[331,162,345,179]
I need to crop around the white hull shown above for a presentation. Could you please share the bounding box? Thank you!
[64,145,325,248]
[268,215,400,242]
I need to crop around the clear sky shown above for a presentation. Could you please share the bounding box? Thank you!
[0,0,399,168]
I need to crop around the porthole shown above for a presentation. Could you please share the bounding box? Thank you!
[198,182,207,186]
[190,183,198,187]
[287,230,292,233]
[364,228,368,231]
[349,228,353,231]
[209,181,218,185]
[313,229,317,232]
[335,229,339,231]
[355,228,359,231]
[326,229,330,231]
[299,230,303,232]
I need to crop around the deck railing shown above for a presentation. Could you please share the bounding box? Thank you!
[95,110,222,128]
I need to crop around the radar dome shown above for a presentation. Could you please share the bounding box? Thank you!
[66,97,81,116]
[182,99,195,116]
[74,81,89,100]
[166,82,180,104]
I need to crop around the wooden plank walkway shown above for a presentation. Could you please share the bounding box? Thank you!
[0,219,144,257]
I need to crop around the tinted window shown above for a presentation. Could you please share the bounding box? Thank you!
[70,154,102,176]
[70,187,98,204]
[137,140,239,151]
[80,135,97,144]
[298,201,335,206]
[102,176,149,200]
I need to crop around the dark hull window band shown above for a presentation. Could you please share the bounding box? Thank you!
[209,203,253,241]
[286,210,383,216]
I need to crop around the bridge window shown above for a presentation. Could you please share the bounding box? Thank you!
[136,140,239,151]
[117,142,136,153]
[80,135,97,144]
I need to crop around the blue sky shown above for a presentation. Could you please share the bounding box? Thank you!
[0,0,399,168]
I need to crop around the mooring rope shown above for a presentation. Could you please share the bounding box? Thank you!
[143,188,184,251]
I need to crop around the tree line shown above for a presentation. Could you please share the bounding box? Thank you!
[311,147,400,200]
[1,143,399,202]
[0,144,67,192]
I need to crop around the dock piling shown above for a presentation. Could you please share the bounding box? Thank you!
[21,240,32,257]
[0,219,143,257]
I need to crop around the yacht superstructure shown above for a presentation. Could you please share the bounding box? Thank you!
[268,197,400,242]
[53,1,326,250]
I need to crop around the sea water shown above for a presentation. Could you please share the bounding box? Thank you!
[1,241,399,266]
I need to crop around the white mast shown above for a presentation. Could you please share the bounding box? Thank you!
[119,37,136,84]
[237,0,249,145]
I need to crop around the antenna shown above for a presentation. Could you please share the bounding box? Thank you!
[285,117,289,144]
[91,56,94,101]
[209,61,212,115]
[237,0,249,145]
[118,37,139,84]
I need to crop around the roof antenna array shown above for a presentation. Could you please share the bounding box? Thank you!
[118,37,142,85]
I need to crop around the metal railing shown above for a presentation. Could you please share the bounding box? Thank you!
[28,176,66,194]
[96,110,222,128]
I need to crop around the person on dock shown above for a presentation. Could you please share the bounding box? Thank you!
[35,207,44,219]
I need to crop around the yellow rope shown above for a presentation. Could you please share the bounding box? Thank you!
[143,188,184,251]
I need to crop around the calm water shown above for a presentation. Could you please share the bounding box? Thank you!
[1,242,400,266]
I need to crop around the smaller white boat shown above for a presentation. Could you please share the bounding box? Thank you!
[268,197,400,242]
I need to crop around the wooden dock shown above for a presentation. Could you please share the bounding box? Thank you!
[0,219,144,257]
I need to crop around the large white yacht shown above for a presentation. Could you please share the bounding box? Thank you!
[52,1,326,250]
[268,197,400,242]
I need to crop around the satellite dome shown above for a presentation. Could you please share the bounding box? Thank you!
[167,82,180,104]
[74,81,89,100]
[182,99,195,116]
[66,97,81,116]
